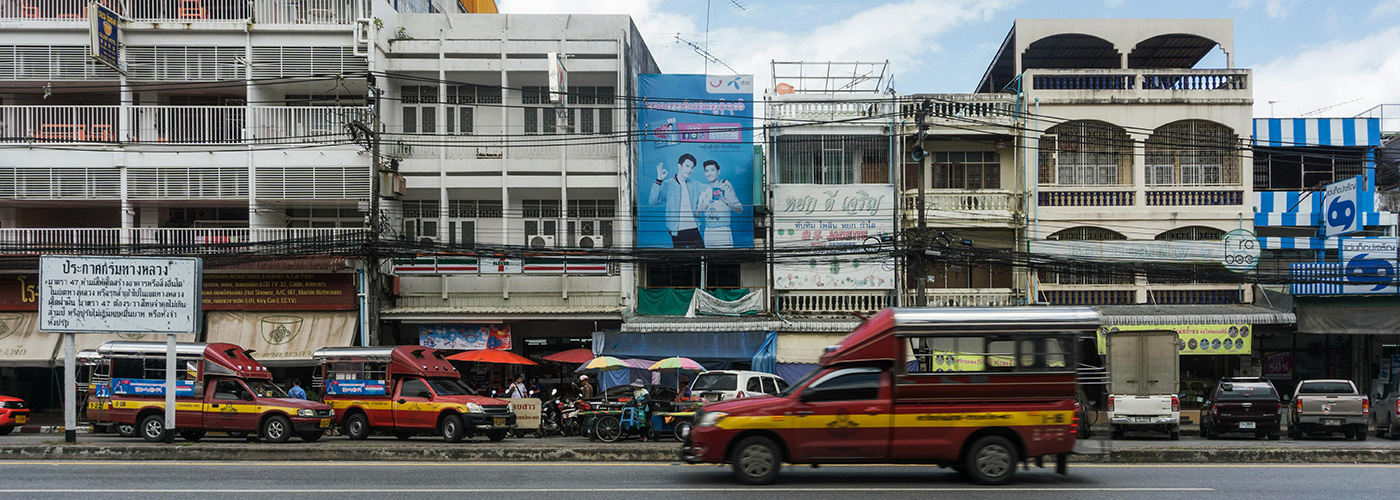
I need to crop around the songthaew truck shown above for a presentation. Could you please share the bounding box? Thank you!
[94,341,334,443]
[313,346,517,442]
[1105,330,1181,440]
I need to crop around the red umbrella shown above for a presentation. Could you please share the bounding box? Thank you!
[446,349,538,365]
[543,348,595,364]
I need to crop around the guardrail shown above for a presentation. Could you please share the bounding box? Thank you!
[0,228,366,254]
[0,105,369,145]
[0,0,365,23]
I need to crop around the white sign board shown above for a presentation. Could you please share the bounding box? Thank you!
[1339,237,1397,294]
[1029,240,1224,264]
[503,397,541,430]
[39,256,201,334]
[1222,229,1261,273]
[1323,176,1362,238]
[773,185,896,290]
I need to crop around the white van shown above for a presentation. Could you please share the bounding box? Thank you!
[689,370,787,402]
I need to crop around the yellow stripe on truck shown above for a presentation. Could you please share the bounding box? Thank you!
[715,411,1073,430]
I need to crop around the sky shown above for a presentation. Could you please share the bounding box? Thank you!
[495,0,1400,120]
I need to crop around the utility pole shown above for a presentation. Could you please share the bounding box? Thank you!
[366,72,382,346]
[911,100,930,307]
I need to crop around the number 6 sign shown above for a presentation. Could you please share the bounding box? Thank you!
[1322,176,1362,237]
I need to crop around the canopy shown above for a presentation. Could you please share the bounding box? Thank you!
[205,311,356,366]
[649,357,705,372]
[576,356,628,373]
[0,312,58,367]
[446,349,537,365]
[543,348,595,364]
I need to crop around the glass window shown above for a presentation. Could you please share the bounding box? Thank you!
[775,378,790,392]
[213,379,245,400]
[803,369,880,402]
[746,377,763,392]
[1296,381,1354,394]
[761,377,777,394]
[1218,382,1278,399]
[400,379,430,398]
[691,373,737,391]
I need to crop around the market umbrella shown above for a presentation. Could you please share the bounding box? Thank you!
[648,357,706,392]
[446,348,538,365]
[543,348,595,364]
[575,356,628,373]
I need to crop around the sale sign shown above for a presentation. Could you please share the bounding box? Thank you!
[1264,352,1292,378]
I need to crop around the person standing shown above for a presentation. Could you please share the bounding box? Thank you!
[629,379,652,441]
[506,375,527,399]
[648,153,706,248]
[696,159,742,248]
[288,378,307,400]
[578,375,594,398]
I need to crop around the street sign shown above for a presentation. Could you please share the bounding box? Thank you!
[1222,229,1260,273]
[88,2,121,73]
[1322,176,1362,238]
[38,256,202,334]
[1339,237,1397,294]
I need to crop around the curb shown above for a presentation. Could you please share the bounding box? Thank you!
[2,445,1399,464]
[17,426,93,435]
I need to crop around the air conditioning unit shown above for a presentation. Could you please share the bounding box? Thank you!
[529,235,556,248]
[576,235,604,248]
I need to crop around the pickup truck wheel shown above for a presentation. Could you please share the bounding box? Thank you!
[117,424,136,438]
[178,430,205,442]
[1169,430,1179,441]
[1355,426,1367,441]
[261,415,292,443]
[487,430,508,442]
[139,415,168,443]
[965,435,1017,485]
[730,436,781,485]
[674,421,692,442]
[1268,431,1280,441]
[1390,423,1400,440]
[299,431,324,442]
[441,414,465,443]
[343,414,371,440]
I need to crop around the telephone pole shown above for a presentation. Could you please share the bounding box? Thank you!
[911,100,930,307]
[366,72,383,345]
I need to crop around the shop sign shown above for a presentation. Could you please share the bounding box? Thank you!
[39,255,202,334]
[1031,240,1223,264]
[111,378,194,397]
[419,324,512,350]
[1322,176,1362,237]
[0,275,39,311]
[503,397,541,430]
[1338,237,1398,294]
[1097,324,1251,356]
[773,184,896,290]
[1264,352,1293,378]
[201,274,356,310]
[325,379,387,396]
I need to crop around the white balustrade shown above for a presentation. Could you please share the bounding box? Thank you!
[248,106,370,144]
[0,0,364,23]
[777,291,892,314]
[0,228,365,254]
[903,289,1023,308]
[0,105,121,143]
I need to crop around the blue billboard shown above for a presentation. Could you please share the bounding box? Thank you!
[637,74,755,249]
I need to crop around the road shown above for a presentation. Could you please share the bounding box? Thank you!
[0,461,1396,500]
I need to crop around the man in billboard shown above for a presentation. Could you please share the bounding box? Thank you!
[697,159,742,248]
[649,153,705,248]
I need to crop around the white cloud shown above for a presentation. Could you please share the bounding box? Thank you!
[1372,0,1400,17]
[1232,0,1295,18]
[1252,26,1400,118]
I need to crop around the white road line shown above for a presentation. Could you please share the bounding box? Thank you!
[1,488,1216,493]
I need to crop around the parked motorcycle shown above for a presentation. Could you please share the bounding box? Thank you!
[560,395,582,437]
[535,389,563,438]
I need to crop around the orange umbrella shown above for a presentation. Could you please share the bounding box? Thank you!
[543,348,595,364]
[446,349,538,365]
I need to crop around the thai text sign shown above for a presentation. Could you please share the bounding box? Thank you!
[419,324,512,350]
[201,274,356,310]
[1339,237,1397,294]
[503,397,541,430]
[1097,324,1251,356]
[1323,176,1362,237]
[1031,240,1224,264]
[774,184,896,290]
[39,256,201,334]
[325,379,387,396]
[111,378,194,397]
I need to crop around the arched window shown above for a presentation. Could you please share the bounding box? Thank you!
[1154,226,1225,241]
[1040,227,1132,285]
[1039,121,1133,186]
[1144,120,1238,186]
[1046,226,1127,241]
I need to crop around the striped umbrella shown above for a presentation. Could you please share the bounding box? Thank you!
[575,356,628,373]
[647,357,705,373]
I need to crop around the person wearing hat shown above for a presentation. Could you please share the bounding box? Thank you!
[628,378,652,441]
[578,375,594,399]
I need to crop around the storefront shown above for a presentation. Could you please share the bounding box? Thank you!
[1290,296,1400,397]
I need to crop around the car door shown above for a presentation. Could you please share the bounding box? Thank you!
[744,376,763,399]
[787,367,891,462]
[761,377,777,396]
[394,378,434,429]
[205,378,252,430]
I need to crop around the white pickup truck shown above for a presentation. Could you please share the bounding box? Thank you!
[1106,330,1180,440]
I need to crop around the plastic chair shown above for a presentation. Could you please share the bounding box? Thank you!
[619,407,639,429]
[178,0,206,19]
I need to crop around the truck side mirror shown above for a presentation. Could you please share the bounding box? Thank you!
[417,391,431,399]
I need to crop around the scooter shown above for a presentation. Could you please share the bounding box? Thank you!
[559,395,582,437]
[535,389,563,438]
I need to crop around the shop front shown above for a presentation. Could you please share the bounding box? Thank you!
[1291,296,1400,397]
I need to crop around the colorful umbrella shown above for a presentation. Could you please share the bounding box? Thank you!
[648,357,705,372]
[445,349,538,365]
[575,356,628,373]
[621,358,657,370]
[543,348,595,364]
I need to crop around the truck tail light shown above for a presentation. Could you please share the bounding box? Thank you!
[1071,410,1080,438]
[1396,399,1400,416]
[1171,395,1180,413]
[1295,398,1303,413]
[1362,398,1370,416]
[1211,404,1218,417]
[736,391,745,399]
[1107,397,1115,413]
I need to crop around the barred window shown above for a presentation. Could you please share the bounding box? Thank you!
[775,134,889,184]
[1039,226,1132,285]
[1145,120,1239,186]
[1039,121,1132,186]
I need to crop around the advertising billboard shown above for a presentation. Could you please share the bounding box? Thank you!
[636,74,754,249]
[418,324,512,350]
[773,184,896,289]
[1096,324,1252,356]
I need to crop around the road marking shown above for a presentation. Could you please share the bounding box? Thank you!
[0,488,1216,493]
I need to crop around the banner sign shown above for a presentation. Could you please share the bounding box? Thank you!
[89,2,120,72]
[111,378,195,397]
[39,256,202,334]
[773,185,896,289]
[202,274,356,310]
[325,379,387,396]
[503,397,541,430]
[636,74,755,249]
[1339,237,1397,294]
[1030,240,1224,264]
[1097,324,1251,356]
[1264,352,1292,378]
[419,324,512,350]
[1323,176,1362,237]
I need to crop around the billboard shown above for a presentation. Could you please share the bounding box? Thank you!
[89,3,120,72]
[636,74,754,249]
[418,324,512,350]
[38,256,201,334]
[773,185,896,289]
[1096,324,1252,356]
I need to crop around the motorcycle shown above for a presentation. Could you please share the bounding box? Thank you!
[535,389,563,438]
[559,394,583,437]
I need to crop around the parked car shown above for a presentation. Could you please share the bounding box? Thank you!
[1373,379,1400,439]
[0,395,29,435]
[1199,378,1282,440]
[1288,379,1368,441]
[688,370,788,403]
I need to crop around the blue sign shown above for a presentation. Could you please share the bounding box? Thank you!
[636,74,755,249]
[325,379,387,396]
[111,378,194,397]
[1322,176,1362,237]
[89,3,120,72]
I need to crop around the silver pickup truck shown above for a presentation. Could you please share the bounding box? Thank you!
[1287,379,1368,441]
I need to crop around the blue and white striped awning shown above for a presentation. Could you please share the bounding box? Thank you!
[1253,118,1381,147]
[1255,211,1396,227]
[1262,237,1329,250]
[1254,190,1392,227]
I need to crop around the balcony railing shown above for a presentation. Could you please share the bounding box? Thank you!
[777,291,892,314]
[395,291,624,311]
[0,105,369,145]
[769,99,894,124]
[0,228,367,255]
[899,94,1019,128]
[902,289,1023,308]
[389,136,619,161]
[0,0,365,24]
[901,190,1021,226]
[1027,69,1250,97]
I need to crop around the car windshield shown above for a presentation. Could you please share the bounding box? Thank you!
[1220,383,1276,399]
[247,380,289,399]
[426,378,476,396]
[691,373,737,391]
[1297,382,1354,394]
[777,369,821,398]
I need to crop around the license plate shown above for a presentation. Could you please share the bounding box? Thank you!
[493,417,506,427]
[319,418,331,429]
[14,415,25,424]
[1239,421,1255,429]
[704,395,719,402]
[1323,419,1342,426]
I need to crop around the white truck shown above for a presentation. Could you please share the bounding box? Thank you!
[1106,330,1180,440]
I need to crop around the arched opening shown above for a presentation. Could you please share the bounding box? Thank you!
[1040,227,1131,285]
[1144,120,1238,186]
[1128,34,1222,69]
[1022,34,1120,70]
[1155,226,1225,241]
[1039,121,1133,186]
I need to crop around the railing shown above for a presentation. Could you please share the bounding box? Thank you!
[0,0,364,23]
[777,291,892,314]
[0,105,368,145]
[768,99,893,123]
[1145,190,1244,206]
[1032,74,1135,91]
[1142,73,1247,91]
[511,136,619,160]
[1038,190,1135,207]
[899,94,1019,127]
[0,228,366,255]
[0,106,120,143]
[129,106,246,144]
[901,289,1023,308]
[901,191,1021,222]
[248,106,370,145]
[1037,288,1136,305]
[395,291,624,310]
[1028,69,1250,94]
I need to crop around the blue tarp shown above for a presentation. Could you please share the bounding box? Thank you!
[775,362,819,384]
[601,331,771,361]
[751,333,777,374]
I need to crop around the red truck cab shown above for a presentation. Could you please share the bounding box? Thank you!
[98,341,334,443]
[314,346,517,442]
[683,307,1096,485]
[0,395,29,435]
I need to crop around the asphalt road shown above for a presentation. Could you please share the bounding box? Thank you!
[0,461,1396,500]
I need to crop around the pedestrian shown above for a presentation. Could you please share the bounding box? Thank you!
[530,377,542,394]
[507,375,527,398]
[629,379,652,441]
[288,378,307,400]
[579,375,594,398]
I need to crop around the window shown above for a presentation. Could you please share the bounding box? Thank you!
[761,377,777,394]
[1253,147,1367,191]
[444,200,502,248]
[400,86,437,134]
[906,336,1073,373]
[566,199,616,248]
[1155,226,1225,241]
[522,85,615,135]
[400,379,430,398]
[1039,227,1133,285]
[401,200,440,241]
[285,207,365,229]
[1039,121,1132,186]
[932,151,1001,189]
[691,373,737,391]
[775,378,789,392]
[746,377,762,392]
[775,134,890,184]
[706,262,741,288]
[1144,120,1239,186]
[213,379,247,400]
[802,368,881,402]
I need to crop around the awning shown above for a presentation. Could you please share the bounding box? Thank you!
[0,312,58,367]
[599,331,771,362]
[621,316,860,334]
[205,311,356,366]
[1095,305,1295,326]
[776,333,847,364]
[1296,297,1400,335]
